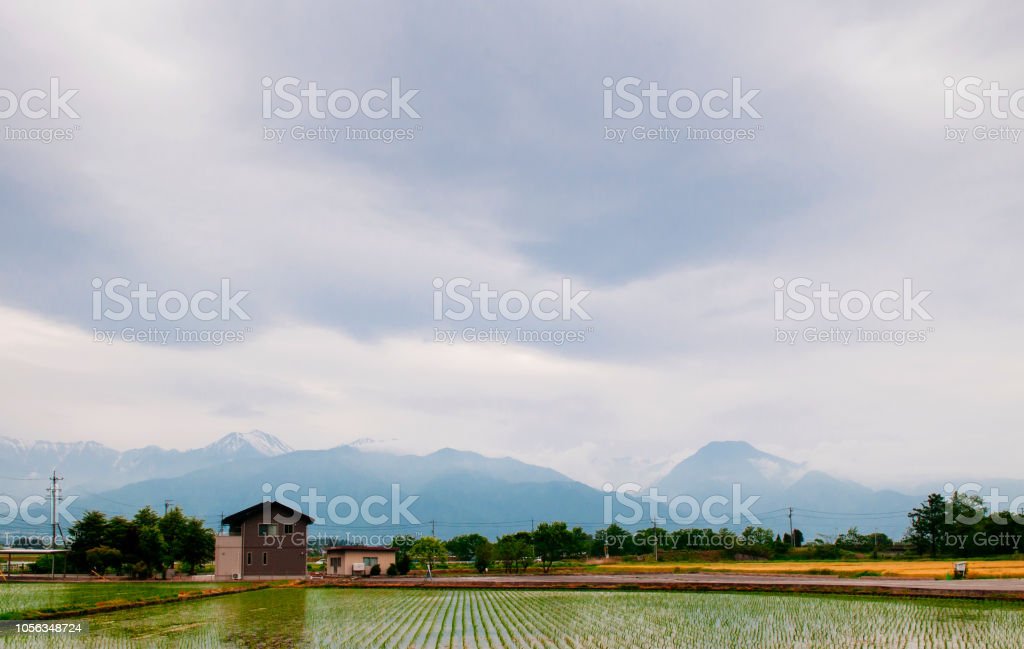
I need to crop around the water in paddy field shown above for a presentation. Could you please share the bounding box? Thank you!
[2,588,1023,648]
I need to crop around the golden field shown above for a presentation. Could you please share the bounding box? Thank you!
[591,559,1024,579]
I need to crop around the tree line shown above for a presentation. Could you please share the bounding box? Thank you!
[38,506,215,577]
[906,491,1024,557]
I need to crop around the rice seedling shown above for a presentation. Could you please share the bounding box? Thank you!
[1,587,1022,648]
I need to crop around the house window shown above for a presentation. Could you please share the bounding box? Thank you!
[258,524,279,536]
[363,557,379,567]
[284,524,294,534]
[330,558,341,568]
[246,552,252,565]
[262,552,268,565]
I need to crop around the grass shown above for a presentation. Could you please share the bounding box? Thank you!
[0,582,259,619]
[590,559,1024,579]
[3,587,1023,648]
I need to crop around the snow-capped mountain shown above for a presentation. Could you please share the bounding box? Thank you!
[0,430,293,495]
[203,430,293,457]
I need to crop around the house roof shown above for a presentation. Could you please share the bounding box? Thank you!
[325,545,396,553]
[222,500,314,526]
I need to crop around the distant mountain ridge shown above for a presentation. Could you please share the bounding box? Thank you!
[0,430,292,495]
[6,433,1017,540]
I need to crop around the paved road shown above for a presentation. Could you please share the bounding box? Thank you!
[360,572,1024,599]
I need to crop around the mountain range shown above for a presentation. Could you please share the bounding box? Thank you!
[2,432,1015,541]
[0,430,292,496]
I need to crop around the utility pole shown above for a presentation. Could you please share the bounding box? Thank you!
[164,500,174,516]
[531,518,534,533]
[47,470,63,580]
[652,517,658,562]
[431,520,435,537]
[788,507,795,548]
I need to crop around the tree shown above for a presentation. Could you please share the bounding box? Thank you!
[474,540,493,573]
[85,546,123,574]
[177,517,215,574]
[594,524,630,557]
[907,493,948,557]
[135,522,166,578]
[533,522,574,573]
[495,533,535,574]
[569,527,592,558]
[68,511,108,572]
[741,526,775,548]
[104,516,139,574]
[159,507,188,569]
[446,533,489,561]
[409,537,447,577]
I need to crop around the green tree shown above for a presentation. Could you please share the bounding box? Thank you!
[907,493,948,557]
[446,533,489,561]
[594,524,630,556]
[177,517,215,574]
[85,546,123,574]
[135,522,166,577]
[392,534,416,575]
[533,522,574,573]
[474,540,493,573]
[495,533,535,574]
[409,536,447,577]
[741,526,776,548]
[103,516,139,574]
[68,511,108,572]
[159,506,188,569]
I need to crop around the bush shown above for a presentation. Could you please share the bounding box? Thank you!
[386,563,398,576]
[395,554,412,575]
[369,563,381,576]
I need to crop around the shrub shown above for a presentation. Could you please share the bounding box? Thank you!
[369,564,381,576]
[386,563,398,576]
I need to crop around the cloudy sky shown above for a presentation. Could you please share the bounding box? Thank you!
[0,2,1021,490]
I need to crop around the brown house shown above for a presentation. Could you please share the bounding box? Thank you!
[215,501,313,579]
[324,545,397,576]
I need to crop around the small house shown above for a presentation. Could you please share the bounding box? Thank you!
[215,501,313,579]
[324,545,397,576]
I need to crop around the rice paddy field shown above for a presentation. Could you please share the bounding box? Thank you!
[2,587,1023,648]
[592,559,1024,579]
[0,583,230,619]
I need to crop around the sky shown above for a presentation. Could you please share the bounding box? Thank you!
[0,2,1022,491]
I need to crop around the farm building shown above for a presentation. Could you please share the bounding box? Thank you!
[215,501,313,579]
[324,545,397,576]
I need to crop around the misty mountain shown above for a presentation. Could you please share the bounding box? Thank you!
[73,445,600,539]
[6,432,991,541]
[0,430,292,496]
[652,441,921,539]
